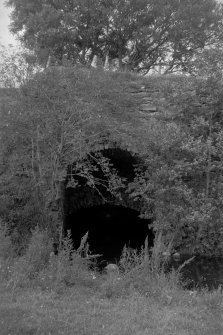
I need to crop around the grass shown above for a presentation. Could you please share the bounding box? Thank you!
[0,277,223,335]
[0,228,223,335]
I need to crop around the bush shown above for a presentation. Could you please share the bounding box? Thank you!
[53,232,90,286]
[8,229,99,292]
[8,227,52,289]
[22,227,52,278]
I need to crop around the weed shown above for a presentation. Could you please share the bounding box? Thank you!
[99,235,184,300]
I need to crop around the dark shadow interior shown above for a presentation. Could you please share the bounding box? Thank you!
[64,147,154,264]
[99,148,138,181]
[64,148,141,212]
[66,204,154,263]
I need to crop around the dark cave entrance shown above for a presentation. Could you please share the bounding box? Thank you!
[66,204,153,264]
[63,147,154,264]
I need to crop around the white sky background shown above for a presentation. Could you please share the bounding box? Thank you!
[1,0,223,48]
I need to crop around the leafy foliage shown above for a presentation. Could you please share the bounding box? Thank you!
[1,58,223,256]
[6,0,223,73]
[0,66,137,249]
[0,44,40,88]
[189,47,223,78]
[127,75,223,255]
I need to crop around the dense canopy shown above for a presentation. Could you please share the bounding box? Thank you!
[6,0,223,73]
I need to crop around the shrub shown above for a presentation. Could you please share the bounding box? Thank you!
[16,230,99,291]
[52,231,98,289]
[22,227,52,277]
[8,227,52,290]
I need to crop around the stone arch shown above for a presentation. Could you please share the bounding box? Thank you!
[63,146,154,263]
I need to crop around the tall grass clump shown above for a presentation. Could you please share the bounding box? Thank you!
[52,231,96,289]
[8,227,52,289]
[101,234,184,300]
[8,228,99,293]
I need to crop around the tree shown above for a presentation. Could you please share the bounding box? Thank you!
[104,0,223,73]
[6,0,223,73]
[0,44,41,87]
[6,0,107,66]
[188,47,223,79]
[0,66,135,249]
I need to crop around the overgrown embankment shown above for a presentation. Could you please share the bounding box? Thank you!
[0,228,223,335]
[1,67,223,256]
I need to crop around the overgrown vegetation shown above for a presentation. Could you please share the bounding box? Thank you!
[1,68,223,328]
[6,0,223,74]
[127,75,223,256]
[1,65,223,255]
[1,2,223,333]
[0,227,223,335]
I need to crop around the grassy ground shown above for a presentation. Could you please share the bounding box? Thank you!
[1,274,223,335]
[0,229,223,335]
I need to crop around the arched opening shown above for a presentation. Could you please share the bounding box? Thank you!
[66,204,153,263]
[63,147,154,264]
